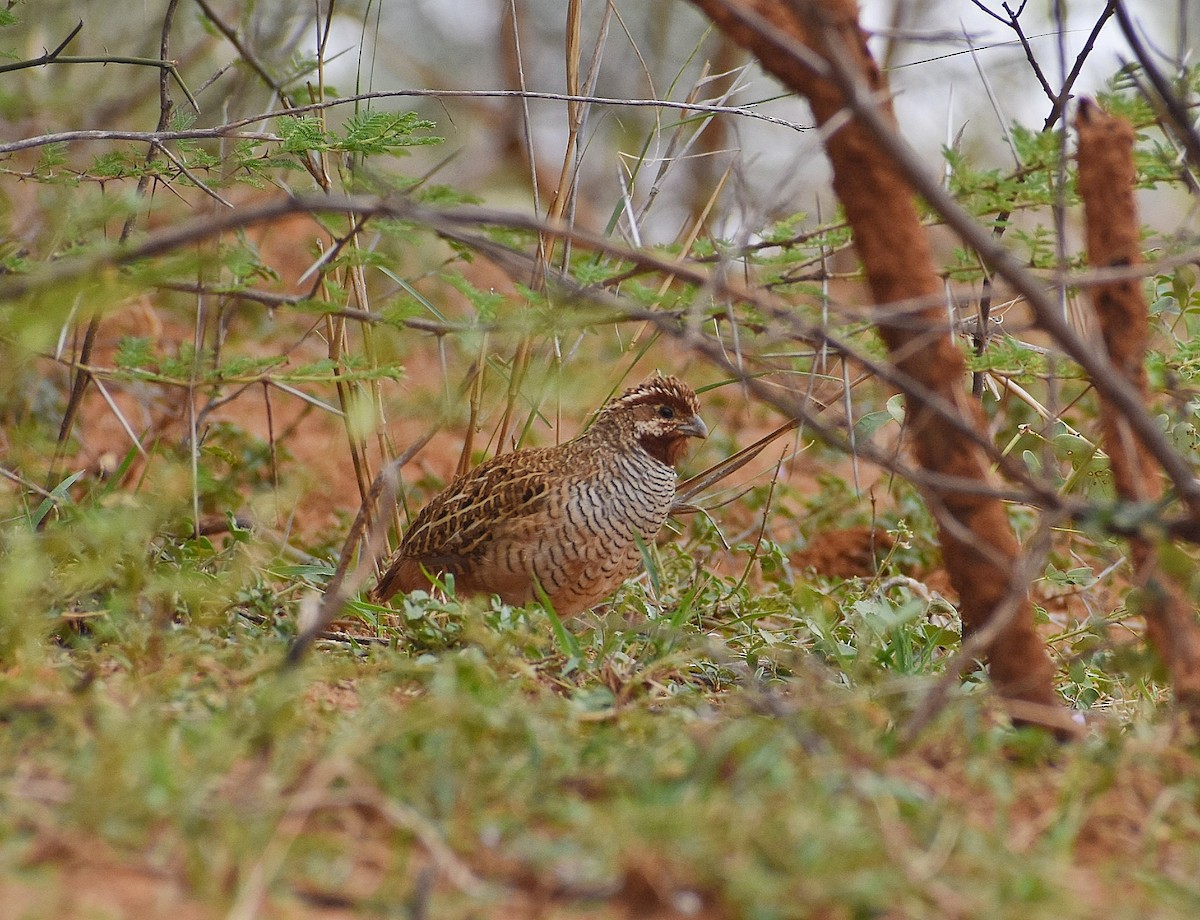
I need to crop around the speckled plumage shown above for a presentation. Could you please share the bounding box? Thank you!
[369,374,706,615]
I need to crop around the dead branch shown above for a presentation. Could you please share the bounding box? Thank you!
[284,462,402,666]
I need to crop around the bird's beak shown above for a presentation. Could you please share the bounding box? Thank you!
[679,415,708,439]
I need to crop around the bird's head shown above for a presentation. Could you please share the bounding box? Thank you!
[599,373,707,466]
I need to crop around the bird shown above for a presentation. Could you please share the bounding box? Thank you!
[368,374,707,616]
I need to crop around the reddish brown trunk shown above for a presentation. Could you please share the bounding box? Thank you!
[1076,99,1200,714]
[687,0,1060,713]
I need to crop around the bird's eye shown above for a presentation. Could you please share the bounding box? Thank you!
[657,405,676,419]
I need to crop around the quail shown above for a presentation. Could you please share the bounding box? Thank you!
[369,374,707,615]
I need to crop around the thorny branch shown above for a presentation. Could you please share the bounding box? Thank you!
[0,89,809,157]
[965,0,1115,396]
[13,188,1200,545]
[801,6,1200,519]
[0,20,83,73]
[0,19,200,111]
[1114,1,1200,176]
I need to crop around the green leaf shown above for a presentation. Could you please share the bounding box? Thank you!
[1043,563,1097,589]
[278,116,328,153]
[339,111,442,156]
[36,142,67,171]
[31,470,86,529]
[447,273,505,322]
[853,408,894,441]
[114,336,156,370]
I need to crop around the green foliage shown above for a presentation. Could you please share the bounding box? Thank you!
[3,10,1200,919]
[279,112,441,158]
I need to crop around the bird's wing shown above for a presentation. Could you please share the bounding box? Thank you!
[370,449,567,602]
[402,445,587,559]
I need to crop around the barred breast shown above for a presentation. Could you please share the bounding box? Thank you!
[528,448,677,615]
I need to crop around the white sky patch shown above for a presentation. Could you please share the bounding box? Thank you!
[310,14,369,91]
[418,0,501,46]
